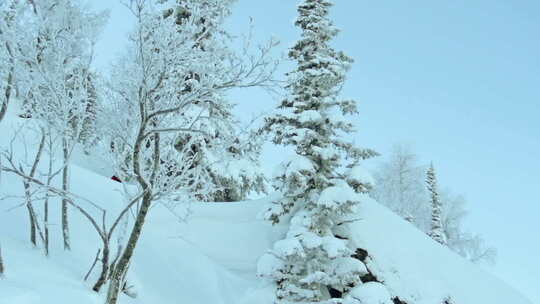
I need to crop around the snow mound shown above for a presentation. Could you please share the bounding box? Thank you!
[345,282,393,304]
[347,164,375,188]
[347,198,533,304]
[0,109,533,304]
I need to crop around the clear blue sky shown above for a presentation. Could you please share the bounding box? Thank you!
[92,1,539,302]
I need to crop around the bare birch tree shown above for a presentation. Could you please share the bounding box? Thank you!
[1,136,143,292]
[14,0,108,250]
[371,144,429,228]
[158,0,269,202]
[439,191,497,264]
[0,0,20,124]
[101,1,278,303]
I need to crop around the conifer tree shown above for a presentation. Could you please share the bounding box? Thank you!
[427,163,446,245]
[258,1,376,302]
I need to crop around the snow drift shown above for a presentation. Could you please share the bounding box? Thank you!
[0,112,533,304]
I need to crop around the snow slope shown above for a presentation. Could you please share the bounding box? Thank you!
[347,200,534,304]
[0,109,534,304]
[0,154,284,304]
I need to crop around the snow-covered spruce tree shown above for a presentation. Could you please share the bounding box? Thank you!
[103,1,277,302]
[158,0,267,202]
[426,163,446,245]
[14,0,107,250]
[257,1,377,302]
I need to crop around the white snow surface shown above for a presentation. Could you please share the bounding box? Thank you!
[344,282,393,304]
[346,200,534,304]
[347,164,375,188]
[317,184,360,209]
[273,154,314,178]
[0,110,534,304]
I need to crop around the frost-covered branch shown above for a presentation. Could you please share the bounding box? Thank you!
[101,0,279,302]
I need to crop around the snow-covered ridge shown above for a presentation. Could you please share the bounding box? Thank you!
[348,199,533,304]
[0,109,533,304]
[0,164,533,303]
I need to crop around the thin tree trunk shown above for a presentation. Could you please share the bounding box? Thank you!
[23,181,46,248]
[23,181,37,247]
[92,244,110,292]
[84,248,101,282]
[0,93,9,123]
[23,133,47,248]
[105,191,152,304]
[43,148,54,256]
[43,133,55,256]
[43,195,50,256]
[106,129,159,304]
[108,252,119,280]
[0,45,14,124]
[25,193,37,247]
[62,138,71,251]
[0,243,4,277]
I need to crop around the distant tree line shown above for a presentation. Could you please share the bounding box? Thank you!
[371,144,496,264]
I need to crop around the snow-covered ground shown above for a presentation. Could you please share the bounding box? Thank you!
[347,200,533,304]
[0,109,534,303]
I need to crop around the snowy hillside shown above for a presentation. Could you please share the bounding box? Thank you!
[347,201,533,304]
[0,112,533,304]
